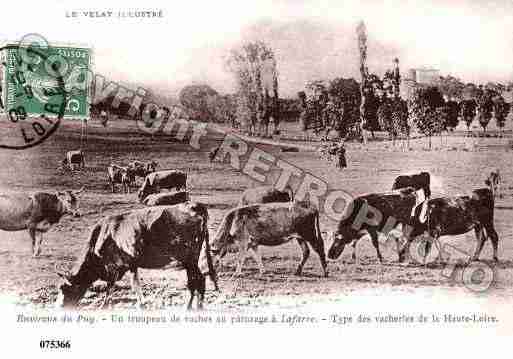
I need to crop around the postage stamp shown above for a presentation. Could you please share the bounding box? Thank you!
[0,35,92,149]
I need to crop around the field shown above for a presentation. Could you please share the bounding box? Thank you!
[1,118,513,311]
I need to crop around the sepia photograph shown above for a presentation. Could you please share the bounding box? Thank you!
[0,0,511,356]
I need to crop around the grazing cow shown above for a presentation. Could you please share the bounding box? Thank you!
[485,169,501,199]
[211,201,328,277]
[398,188,499,263]
[61,150,85,170]
[327,188,418,263]
[107,164,134,193]
[392,171,431,199]
[238,185,293,206]
[0,187,84,256]
[55,202,217,309]
[142,191,190,206]
[128,160,158,179]
[137,170,187,202]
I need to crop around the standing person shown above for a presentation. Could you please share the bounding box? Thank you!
[336,139,347,169]
[100,109,108,127]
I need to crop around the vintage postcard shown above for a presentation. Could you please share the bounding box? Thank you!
[0,0,511,357]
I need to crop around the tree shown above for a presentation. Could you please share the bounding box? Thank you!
[460,99,477,134]
[356,20,368,144]
[225,41,279,137]
[438,76,465,100]
[409,87,445,149]
[493,96,510,137]
[477,89,494,133]
[378,96,409,147]
[441,99,460,131]
[178,84,219,122]
[328,78,361,138]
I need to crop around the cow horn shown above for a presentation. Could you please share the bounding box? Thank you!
[56,272,72,285]
[54,263,72,283]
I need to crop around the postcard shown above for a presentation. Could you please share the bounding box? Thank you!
[0,0,510,357]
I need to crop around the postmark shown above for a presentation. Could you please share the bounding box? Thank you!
[0,34,92,149]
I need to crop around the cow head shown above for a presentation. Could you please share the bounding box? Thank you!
[137,176,156,202]
[55,272,86,308]
[147,161,158,173]
[57,186,85,217]
[327,227,355,260]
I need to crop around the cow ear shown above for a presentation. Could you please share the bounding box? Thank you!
[74,186,85,195]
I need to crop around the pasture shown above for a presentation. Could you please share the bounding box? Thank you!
[1,118,513,310]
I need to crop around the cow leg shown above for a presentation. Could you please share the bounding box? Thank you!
[423,237,432,265]
[131,269,144,307]
[28,227,39,257]
[234,230,250,277]
[185,265,205,310]
[195,269,206,310]
[295,239,310,276]
[101,281,115,309]
[484,224,500,262]
[35,233,43,257]
[308,237,328,277]
[234,246,248,277]
[247,243,264,275]
[368,229,383,263]
[351,239,359,263]
[471,226,486,262]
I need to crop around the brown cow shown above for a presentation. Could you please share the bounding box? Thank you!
[142,191,190,206]
[137,170,187,202]
[0,188,84,256]
[211,201,327,277]
[238,185,293,206]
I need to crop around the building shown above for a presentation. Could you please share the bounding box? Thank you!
[400,67,440,100]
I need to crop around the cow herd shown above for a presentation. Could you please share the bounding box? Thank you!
[0,150,504,310]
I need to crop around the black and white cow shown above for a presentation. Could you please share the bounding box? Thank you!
[327,188,419,263]
[56,202,217,309]
[399,188,499,263]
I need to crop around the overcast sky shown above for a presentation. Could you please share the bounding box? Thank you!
[1,0,513,97]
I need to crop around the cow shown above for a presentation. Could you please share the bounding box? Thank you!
[55,202,218,309]
[485,169,501,199]
[128,160,158,179]
[238,185,293,206]
[137,170,187,202]
[398,188,499,264]
[392,171,431,200]
[107,164,134,194]
[0,187,84,257]
[327,188,419,263]
[61,150,85,170]
[142,191,190,206]
[210,201,328,277]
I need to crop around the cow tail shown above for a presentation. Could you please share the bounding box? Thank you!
[213,210,236,246]
[315,210,323,243]
[203,221,219,291]
[196,204,218,291]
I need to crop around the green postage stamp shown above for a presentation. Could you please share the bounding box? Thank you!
[2,41,93,120]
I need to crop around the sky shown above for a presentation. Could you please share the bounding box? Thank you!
[1,0,513,97]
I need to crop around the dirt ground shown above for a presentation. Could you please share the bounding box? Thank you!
[1,118,512,311]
